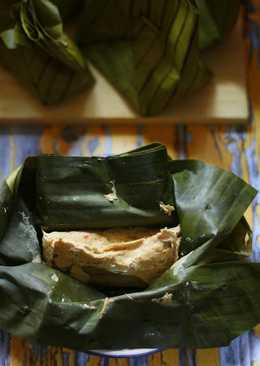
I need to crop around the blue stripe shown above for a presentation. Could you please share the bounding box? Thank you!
[103,126,113,157]
[251,332,260,363]
[176,125,188,159]
[75,352,89,365]
[187,350,197,366]
[179,348,187,366]
[10,126,42,166]
[30,342,48,362]
[88,136,100,156]
[136,125,144,147]
[245,138,260,261]
[100,357,109,366]
[220,333,252,366]
[220,128,258,366]
[224,128,245,178]
[0,331,9,366]
[62,351,70,366]
[0,127,11,179]
[129,356,149,366]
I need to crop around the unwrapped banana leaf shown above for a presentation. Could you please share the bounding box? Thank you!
[79,0,211,116]
[196,0,241,49]
[0,0,94,104]
[0,143,259,350]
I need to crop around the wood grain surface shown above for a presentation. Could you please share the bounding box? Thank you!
[0,1,259,365]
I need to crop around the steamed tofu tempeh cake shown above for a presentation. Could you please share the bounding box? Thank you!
[43,226,180,288]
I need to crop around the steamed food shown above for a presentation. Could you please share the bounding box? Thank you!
[0,144,258,350]
[43,227,180,287]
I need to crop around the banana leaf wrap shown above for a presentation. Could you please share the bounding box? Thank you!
[0,0,239,113]
[78,0,211,116]
[0,143,258,350]
[196,0,241,49]
[0,0,94,104]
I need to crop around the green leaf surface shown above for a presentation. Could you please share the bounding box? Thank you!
[169,159,256,254]
[0,144,258,350]
[79,0,210,115]
[0,0,240,110]
[35,144,176,230]
[20,0,85,70]
[0,25,94,105]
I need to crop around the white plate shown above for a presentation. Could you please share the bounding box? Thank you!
[89,349,159,358]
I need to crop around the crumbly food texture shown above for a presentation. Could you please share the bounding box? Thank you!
[42,226,181,288]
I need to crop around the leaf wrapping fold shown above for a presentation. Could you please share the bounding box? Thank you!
[0,144,258,350]
[0,27,94,105]
[0,0,239,112]
[79,0,210,115]
[0,0,94,104]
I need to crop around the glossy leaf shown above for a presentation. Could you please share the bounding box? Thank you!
[79,0,210,116]
[0,144,258,350]
[0,25,94,105]
[0,0,240,111]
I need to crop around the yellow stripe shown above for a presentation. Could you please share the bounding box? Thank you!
[109,126,141,154]
[109,358,129,366]
[41,127,64,154]
[9,337,26,366]
[196,348,220,366]
[148,352,162,366]
[254,324,260,338]
[87,355,102,366]
[186,126,231,170]
[50,347,65,366]
[161,349,180,366]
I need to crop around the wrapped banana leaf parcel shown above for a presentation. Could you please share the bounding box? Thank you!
[0,0,240,114]
[0,143,259,351]
[0,0,94,105]
[78,0,241,115]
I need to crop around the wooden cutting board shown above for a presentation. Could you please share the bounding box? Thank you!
[0,19,248,125]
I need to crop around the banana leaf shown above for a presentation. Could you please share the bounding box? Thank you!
[0,18,94,105]
[196,0,240,49]
[79,0,210,116]
[0,143,259,350]
[0,0,81,35]
[0,0,240,112]
[0,0,94,104]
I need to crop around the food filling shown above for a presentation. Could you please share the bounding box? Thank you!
[43,226,181,288]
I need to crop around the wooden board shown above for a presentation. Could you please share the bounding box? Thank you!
[0,19,248,124]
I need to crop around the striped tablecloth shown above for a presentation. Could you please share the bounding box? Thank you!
[0,1,260,365]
